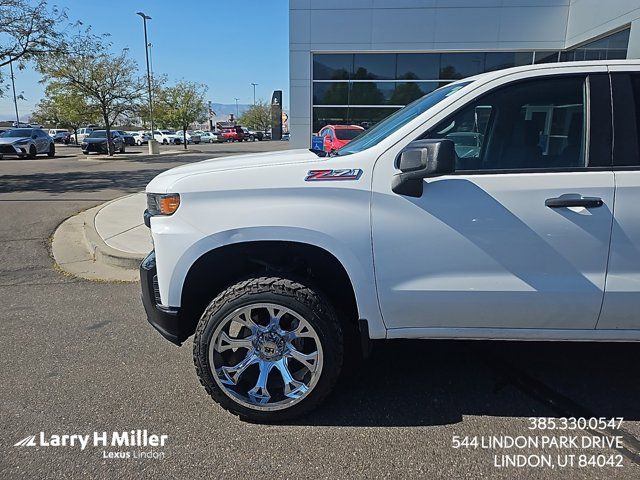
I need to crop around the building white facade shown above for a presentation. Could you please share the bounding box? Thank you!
[289,0,640,148]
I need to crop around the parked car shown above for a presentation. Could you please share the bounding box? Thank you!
[130,132,151,146]
[48,129,71,144]
[76,127,95,143]
[188,130,201,144]
[198,131,223,143]
[153,130,182,145]
[115,130,136,146]
[220,126,245,142]
[263,130,272,140]
[141,60,640,422]
[317,125,363,152]
[81,130,126,154]
[242,128,264,141]
[0,128,55,159]
[282,132,290,141]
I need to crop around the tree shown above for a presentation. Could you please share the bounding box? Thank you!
[238,100,271,132]
[39,48,145,155]
[30,84,99,143]
[0,0,67,95]
[155,81,207,149]
[136,74,166,130]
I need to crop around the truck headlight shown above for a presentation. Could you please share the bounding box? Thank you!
[147,193,180,216]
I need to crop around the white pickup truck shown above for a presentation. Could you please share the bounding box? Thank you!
[141,60,640,422]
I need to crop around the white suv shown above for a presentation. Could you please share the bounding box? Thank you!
[153,130,181,145]
[76,127,94,143]
[141,60,640,422]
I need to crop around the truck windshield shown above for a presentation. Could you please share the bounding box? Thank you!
[337,81,471,156]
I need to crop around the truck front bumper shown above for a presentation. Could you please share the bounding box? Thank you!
[140,250,189,346]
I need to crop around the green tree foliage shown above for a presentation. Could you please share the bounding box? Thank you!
[136,74,167,130]
[155,81,208,149]
[238,100,271,132]
[39,44,145,155]
[0,0,76,96]
[30,84,100,143]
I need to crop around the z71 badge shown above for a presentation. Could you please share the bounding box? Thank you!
[305,169,363,181]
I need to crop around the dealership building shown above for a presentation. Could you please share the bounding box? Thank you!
[288,0,640,148]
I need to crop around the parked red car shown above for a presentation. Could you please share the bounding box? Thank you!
[220,126,245,142]
[318,124,364,152]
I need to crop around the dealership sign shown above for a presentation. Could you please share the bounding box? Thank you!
[14,430,168,459]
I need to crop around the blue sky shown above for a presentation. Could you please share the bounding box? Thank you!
[1,0,289,120]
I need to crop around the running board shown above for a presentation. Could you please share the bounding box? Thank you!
[386,327,640,342]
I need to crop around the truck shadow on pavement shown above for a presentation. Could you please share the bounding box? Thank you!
[293,340,640,428]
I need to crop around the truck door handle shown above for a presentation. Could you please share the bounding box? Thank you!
[545,196,603,209]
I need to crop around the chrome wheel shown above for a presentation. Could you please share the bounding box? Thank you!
[209,302,323,411]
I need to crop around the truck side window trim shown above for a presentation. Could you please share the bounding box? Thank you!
[419,73,614,175]
[611,73,640,167]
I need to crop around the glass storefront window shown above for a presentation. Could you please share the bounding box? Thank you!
[440,53,485,79]
[311,29,629,140]
[312,106,401,132]
[313,54,353,80]
[396,53,440,80]
[390,82,444,105]
[312,107,349,133]
[561,28,630,62]
[347,107,402,129]
[313,82,349,105]
[534,51,560,64]
[350,82,396,105]
[484,52,533,72]
[353,53,396,80]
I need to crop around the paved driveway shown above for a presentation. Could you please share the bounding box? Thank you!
[0,145,638,479]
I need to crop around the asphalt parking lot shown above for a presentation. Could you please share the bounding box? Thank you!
[0,142,639,479]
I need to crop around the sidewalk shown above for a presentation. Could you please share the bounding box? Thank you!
[52,193,150,281]
[94,193,150,254]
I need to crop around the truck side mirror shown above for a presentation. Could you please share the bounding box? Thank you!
[391,139,456,197]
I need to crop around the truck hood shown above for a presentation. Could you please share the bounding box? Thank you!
[146,148,323,192]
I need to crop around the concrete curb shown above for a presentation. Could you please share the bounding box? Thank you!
[78,148,203,162]
[51,207,140,282]
[82,196,147,269]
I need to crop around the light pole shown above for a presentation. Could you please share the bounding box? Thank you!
[251,83,258,105]
[137,12,158,154]
[9,59,20,126]
[234,98,239,119]
[148,42,154,81]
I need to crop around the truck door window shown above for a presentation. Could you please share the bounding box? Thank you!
[611,73,640,167]
[424,76,587,172]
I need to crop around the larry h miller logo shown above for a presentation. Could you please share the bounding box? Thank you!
[14,430,168,460]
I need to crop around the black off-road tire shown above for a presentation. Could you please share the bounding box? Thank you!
[193,276,343,423]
